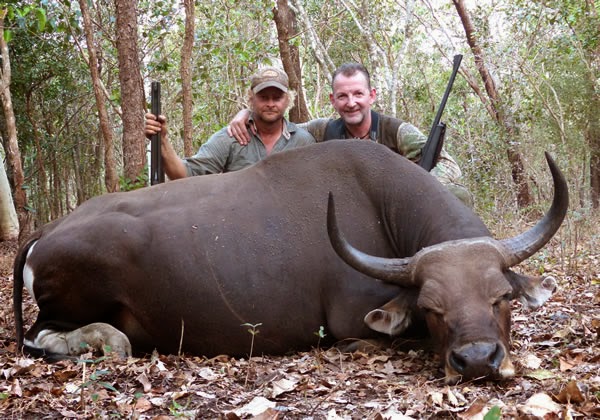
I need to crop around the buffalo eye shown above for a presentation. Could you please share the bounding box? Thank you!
[492,293,511,313]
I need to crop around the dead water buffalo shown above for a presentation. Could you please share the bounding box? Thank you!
[14,140,567,383]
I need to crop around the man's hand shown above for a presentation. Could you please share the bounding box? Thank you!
[226,109,252,145]
[145,113,167,139]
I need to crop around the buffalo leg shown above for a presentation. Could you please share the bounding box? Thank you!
[25,322,132,357]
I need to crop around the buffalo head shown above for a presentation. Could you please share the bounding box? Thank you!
[327,152,568,383]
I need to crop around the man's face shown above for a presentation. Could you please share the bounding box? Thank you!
[330,72,376,127]
[251,87,289,124]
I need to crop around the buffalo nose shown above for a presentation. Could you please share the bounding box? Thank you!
[449,341,505,379]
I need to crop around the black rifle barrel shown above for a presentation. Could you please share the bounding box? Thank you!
[150,81,165,185]
[419,54,463,171]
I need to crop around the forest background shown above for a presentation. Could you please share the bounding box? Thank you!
[0,0,599,238]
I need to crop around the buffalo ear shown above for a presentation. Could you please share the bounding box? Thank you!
[506,270,558,310]
[364,308,412,336]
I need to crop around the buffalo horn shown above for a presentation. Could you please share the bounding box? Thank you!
[500,152,569,267]
[326,192,415,285]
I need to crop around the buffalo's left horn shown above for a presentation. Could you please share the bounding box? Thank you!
[500,152,569,267]
[326,192,416,285]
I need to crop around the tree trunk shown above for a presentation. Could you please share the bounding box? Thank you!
[587,2,600,209]
[273,0,310,123]
[0,10,28,241]
[181,0,195,157]
[0,143,18,240]
[588,93,600,208]
[25,88,52,222]
[452,0,533,208]
[79,0,119,193]
[115,0,146,188]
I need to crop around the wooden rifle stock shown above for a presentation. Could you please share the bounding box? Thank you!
[419,54,462,172]
[150,81,165,185]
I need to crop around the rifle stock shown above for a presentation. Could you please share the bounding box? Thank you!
[419,54,462,172]
[150,81,165,185]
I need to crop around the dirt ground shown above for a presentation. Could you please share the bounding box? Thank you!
[0,221,599,419]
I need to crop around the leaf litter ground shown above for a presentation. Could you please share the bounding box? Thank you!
[0,215,598,419]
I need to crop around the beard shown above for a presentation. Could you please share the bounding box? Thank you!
[255,108,284,124]
[340,108,367,126]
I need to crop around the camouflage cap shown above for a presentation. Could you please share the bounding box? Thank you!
[250,67,289,93]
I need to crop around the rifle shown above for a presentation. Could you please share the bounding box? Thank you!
[419,54,463,172]
[150,81,165,185]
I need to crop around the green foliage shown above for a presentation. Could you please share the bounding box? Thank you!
[77,355,118,399]
[141,0,276,152]
[483,406,502,420]
[5,0,598,228]
[119,172,149,192]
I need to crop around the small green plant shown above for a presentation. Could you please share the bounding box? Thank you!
[314,325,327,350]
[313,325,327,373]
[241,322,262,388]
[169,398,191,417]
[77,356,116,413]
[241,322,262,359]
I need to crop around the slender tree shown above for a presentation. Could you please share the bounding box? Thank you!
[180,0,195,156]
[273,0,310,122]
[115,0,146,187]
[0,145,18,240]
[78,0,119,192]
[0,9,28,240]
[452,0,533,208]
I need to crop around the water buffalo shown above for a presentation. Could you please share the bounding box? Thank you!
[14,140,567,383]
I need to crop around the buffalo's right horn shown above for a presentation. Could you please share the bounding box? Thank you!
[326,192,415,285]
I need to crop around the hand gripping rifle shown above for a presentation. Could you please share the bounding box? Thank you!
[419,54,463,172]
[150,81,165,185]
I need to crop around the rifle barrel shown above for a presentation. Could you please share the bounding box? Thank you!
[427,54,462,142]
[150,81,164,185]
[419,54,463,171]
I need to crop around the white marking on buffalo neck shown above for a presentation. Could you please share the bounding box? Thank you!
[23,242,37,303]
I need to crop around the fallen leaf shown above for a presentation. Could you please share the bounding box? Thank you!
[197,367,220,380]
[271,377,298,397]
[521,353,542,369]
[524,369,556,380]
[233,396,276,417]
[327,408,344,419]
[555,380,585,404]
[459,398,487,419]
[10,378,22,397]
[253,407,280,420]
[429,390,444,406]
[132,396,153,413]
[517,392,561,417]
[367,355,391,364]
[136,373,152,392]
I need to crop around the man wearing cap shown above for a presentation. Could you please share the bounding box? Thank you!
[144,67,315,180]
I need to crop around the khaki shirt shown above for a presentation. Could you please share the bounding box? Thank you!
[183,118,315,176]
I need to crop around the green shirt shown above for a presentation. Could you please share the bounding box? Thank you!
[183,118,315,176]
